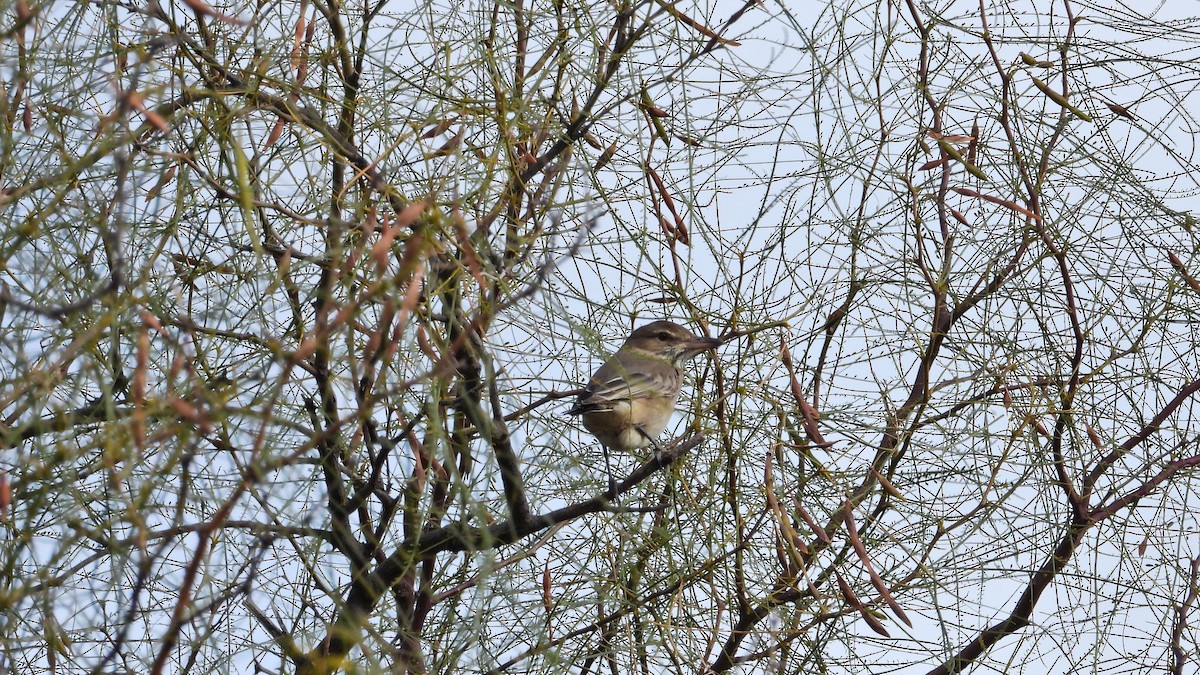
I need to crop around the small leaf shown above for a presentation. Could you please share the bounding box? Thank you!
[1106,101,1136,120]
[594,143,616,172]
[1019,51,1054,67]
[1031,75,1093,122]
[953,187,1041,221]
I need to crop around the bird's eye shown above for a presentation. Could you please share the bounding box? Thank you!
[657,332,671,341]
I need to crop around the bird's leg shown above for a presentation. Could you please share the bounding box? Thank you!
[635,426,665,461]
[602,443,617,500]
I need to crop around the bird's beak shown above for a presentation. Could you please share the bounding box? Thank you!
[683,335,721,356]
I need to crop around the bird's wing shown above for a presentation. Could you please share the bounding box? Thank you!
[568,366,679,414]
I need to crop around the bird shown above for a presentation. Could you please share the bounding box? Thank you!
[568,320,720,496]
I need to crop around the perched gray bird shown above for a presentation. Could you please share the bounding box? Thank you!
[568,320,720,496]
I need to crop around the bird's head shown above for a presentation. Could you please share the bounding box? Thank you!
[623,320,720,365]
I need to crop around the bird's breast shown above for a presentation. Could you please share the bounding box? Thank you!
[580,393,678,451]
